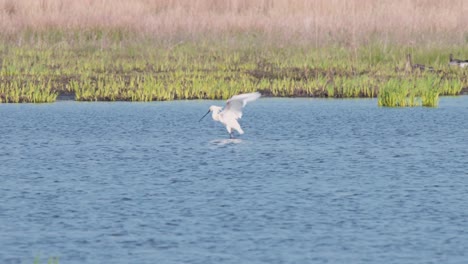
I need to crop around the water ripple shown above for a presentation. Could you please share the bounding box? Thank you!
[0,98,467,263]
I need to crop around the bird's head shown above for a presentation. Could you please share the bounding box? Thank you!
[209,105,222,112]
[199,106,221,122]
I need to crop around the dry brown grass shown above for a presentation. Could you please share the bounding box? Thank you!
[0,0,467,45]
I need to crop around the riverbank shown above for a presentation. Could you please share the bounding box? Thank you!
[1,0,467,105]
[1,37,467,105]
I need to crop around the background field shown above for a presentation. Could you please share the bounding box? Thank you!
[1,0,467,46]
[0,0,467,104]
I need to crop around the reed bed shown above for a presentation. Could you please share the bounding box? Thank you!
[0,41,467,105]
[0,0,467,105]
[377,77,441,107]
[377,74,465,107]
[0,76,57,103]
[1,0,467,46]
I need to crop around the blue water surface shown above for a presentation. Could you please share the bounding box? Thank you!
[1,97,467,264]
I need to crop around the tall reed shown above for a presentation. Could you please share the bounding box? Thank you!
[1,0,467,46]
[378,76,441,107]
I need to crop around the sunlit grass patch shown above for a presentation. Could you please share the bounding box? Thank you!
[377,76,442,107]
[0,77,57,103]
[0,37,466,104]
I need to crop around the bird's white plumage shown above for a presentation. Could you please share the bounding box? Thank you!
[200,92,261,138]
[222,92,261,120]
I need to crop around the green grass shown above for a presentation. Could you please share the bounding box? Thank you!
[377,77,442,107]
[0,34,467,105]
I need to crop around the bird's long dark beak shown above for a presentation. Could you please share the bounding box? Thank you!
[199,110,210,122]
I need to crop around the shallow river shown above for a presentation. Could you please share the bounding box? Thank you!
[1,97,467,264]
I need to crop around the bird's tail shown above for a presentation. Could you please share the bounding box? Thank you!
[237,127,244,135]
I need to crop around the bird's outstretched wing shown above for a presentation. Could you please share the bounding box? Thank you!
[222,92,261,120]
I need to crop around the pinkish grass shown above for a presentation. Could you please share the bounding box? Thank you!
[0,0,467,46]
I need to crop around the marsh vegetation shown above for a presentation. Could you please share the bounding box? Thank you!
[0,0,467,106]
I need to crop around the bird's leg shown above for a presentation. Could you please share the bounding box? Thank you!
[229,132,235,139]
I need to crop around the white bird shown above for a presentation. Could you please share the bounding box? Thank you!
[199,92,261,138]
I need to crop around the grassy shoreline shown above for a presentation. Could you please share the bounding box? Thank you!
[1,1,467,106]
[1,36,467,106]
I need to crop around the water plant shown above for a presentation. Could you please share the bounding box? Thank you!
[0,77,57,103]
[377,76,442,107]
[378,79,413,107]
[0,38,466,104]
